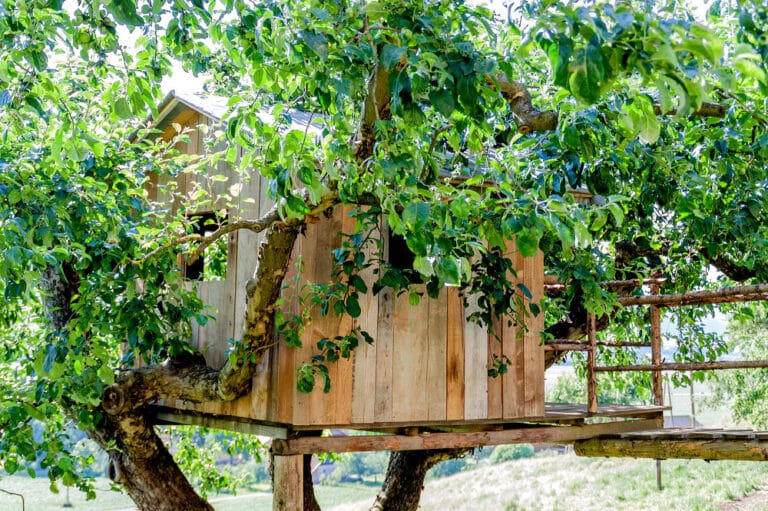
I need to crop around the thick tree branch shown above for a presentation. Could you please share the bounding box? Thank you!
[492,73,726,134]
[653,102,726,118]
[102,356,220,415]
[700,246,758,282]
[353,61,392,161]
[491,73,559,133]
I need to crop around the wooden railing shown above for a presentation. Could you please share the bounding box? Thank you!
[543,280,768,415]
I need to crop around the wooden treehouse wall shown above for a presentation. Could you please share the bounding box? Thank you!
[152,103,545,429]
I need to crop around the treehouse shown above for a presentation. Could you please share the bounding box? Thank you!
[145,90,551,430]
[144,92,768,510]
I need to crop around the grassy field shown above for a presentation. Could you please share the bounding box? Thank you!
[0,475,379,511]
[326,452,768,511]
[3,452,768,511]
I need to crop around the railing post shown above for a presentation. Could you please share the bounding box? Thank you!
[650,283,663,407]
[587,312,598,414]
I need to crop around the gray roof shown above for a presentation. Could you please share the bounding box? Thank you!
[152,90,320,135]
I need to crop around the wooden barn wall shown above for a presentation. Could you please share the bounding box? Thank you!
[155,106,545,428]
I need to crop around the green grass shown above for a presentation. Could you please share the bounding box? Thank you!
[4,453,767,511]
[0,476,378,511]
[324,452,768,511]
[0,476,133,511]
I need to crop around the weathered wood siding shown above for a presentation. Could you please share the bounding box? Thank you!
[243,208,545,427]
[155,104,545,429]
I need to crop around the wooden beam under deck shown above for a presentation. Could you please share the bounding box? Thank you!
[152,407,289,439]
[575,428,768,461]
[271,418,662,455]
[150,403,664,435]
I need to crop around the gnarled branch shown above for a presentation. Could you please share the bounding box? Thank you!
[491,73,559,134]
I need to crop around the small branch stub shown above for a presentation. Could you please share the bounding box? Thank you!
[102,385,125,415]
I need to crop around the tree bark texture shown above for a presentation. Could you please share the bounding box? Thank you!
[369,449,470,511]
[303,454,321,511]
[89,412,213,511]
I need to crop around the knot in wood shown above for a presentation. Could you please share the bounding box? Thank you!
[102,385,125,415]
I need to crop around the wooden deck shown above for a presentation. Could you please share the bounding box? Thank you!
[574,427,768,461]
[541,403,665,422]
[154,402,666,455]
[154,402,665,435]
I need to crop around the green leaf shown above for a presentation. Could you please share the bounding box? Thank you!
[365,1,387,21]
[300,31,329,61]
[346,293,361,318]
[402,202,430,229]
[0,89,10,108]
[108,0,143,27]
[428,88,455,117]
[380,44,406,70]
[568,40,607,103]
[435,257,460,285]
[114,98,132,119]
[515,231,539,257]
[43,345,57,374]
[349,274,368,294]
[98,365,115,385]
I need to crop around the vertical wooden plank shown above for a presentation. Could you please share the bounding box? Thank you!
[275,337,296,424]
[374,287,394,423]
[272,455,304,511]
[332,209,358,426]
[502,241,523,419]
[391,289,430,423]
[426,289,448,422]
[650,283,663,407]
[587,313,598,414]
[246,348,271,420]
[374,224,394,423]
[486,314,503,420]
[522,250,545,417]
[275,216,304,425]
[291,219,319,426]
[303,211,343,426]
[350,220,379,424]
[445,287,465,421]
[463,296,488,420]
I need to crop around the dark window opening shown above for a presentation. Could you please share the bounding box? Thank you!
[388,231,415,272]
[185,212,228,281]
[387,230,422,284]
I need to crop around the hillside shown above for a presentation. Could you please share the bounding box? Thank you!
[326,452,768,511]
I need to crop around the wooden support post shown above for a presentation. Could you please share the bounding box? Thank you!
[656,459,662,491]
[650,284,663,408]
[272,454,303,511]
[587,313,598,414]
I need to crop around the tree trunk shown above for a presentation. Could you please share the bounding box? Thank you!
[369,449,470,511]
[89,411,213,511]
[303,454,321,511]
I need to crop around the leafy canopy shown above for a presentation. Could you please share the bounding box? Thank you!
[0,0,767,494]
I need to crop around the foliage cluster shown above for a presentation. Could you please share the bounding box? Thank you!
[1,0,768,506]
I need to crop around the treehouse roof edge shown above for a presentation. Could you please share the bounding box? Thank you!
[149,90,321,137]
